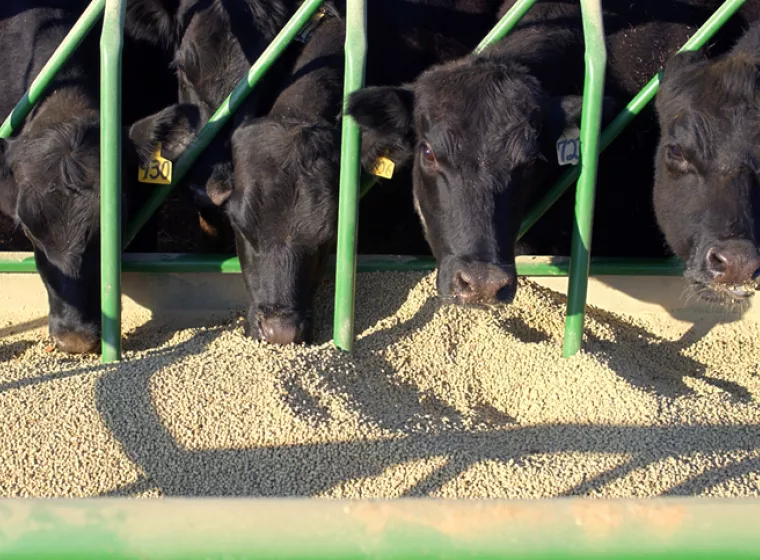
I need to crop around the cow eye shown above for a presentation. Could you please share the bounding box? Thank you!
[421,143,436,164]
[667,144,684,160]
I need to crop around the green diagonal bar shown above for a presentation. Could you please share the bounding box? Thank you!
[474,0,540,53]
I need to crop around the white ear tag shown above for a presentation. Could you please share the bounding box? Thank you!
[556,128,581,166]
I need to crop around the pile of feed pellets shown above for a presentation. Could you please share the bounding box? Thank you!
[1,271,759,497]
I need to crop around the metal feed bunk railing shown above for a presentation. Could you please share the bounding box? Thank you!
[0,0,744,364]
[2,498,760,558]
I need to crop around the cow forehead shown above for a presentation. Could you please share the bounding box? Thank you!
[663,55,760,114]
[413,59,542,135]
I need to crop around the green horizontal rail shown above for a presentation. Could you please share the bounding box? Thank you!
[122,0,325,249]
[1,498,760,559]
[518,0,747,239]
[0,0,105,138]
[0,253,684,276]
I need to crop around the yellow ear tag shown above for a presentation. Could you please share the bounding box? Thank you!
[369,156,395,179]
[138,143,173,185]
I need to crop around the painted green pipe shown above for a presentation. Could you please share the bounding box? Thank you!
[333,0,367,352]
[562,0,607,358]
[0,253,684,276]
[2,498,760,559]
[99,0,126,363]
[474,0,540,54]
[518,0,747,239]
[0,0,105,139]
[122,0,325,250]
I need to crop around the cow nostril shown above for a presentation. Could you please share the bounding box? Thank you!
[258,316,300,345]
[706,247,729,278]
[53,332,99,354]
[453,270,476,299]
[452,266,514,304]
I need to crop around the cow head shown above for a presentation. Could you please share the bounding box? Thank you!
[655,30,760,303]
[348,56,609,306]
[195,117,339,344]
[0,102,201,354]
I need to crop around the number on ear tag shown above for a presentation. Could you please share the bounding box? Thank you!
[369,156,395,179]
[138,143,173,185]
[556,129,581,166]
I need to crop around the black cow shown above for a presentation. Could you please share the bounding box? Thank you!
[654,23,760,303]
[0,1,199,353]
[136,0,346,344]
[356,0,504,256]
[196,14,345,344]
[347,0,760,306]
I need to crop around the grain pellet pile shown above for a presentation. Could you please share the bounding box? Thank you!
[1,271,760,498]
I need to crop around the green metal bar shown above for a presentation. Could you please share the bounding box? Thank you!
[99,0,126,363]
[518,0,747,239]
[0,0,105,139]
[0,253,684,276]
[474,0,541,54]
[563,0,607,358]
[333,0,367,352]
[122,0,325,249]
[2,498,760,559]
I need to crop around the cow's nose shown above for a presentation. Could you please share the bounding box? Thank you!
[706,246,760,285]
[451,262,515,305]
[53,331,99,354]
[258,314,302,345]
[752,267,760,289]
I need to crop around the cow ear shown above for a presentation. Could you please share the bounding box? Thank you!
[346,86,416,171]
[0,139,19,218]
[128,103,202,164]
[543,95,617,141]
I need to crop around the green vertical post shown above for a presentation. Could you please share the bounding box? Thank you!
[562,0,607,358]
[333,0,367,351]
[0,0,105,139]
[99,0,126,363]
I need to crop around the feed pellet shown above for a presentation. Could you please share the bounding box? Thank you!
[1,271,759,497]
